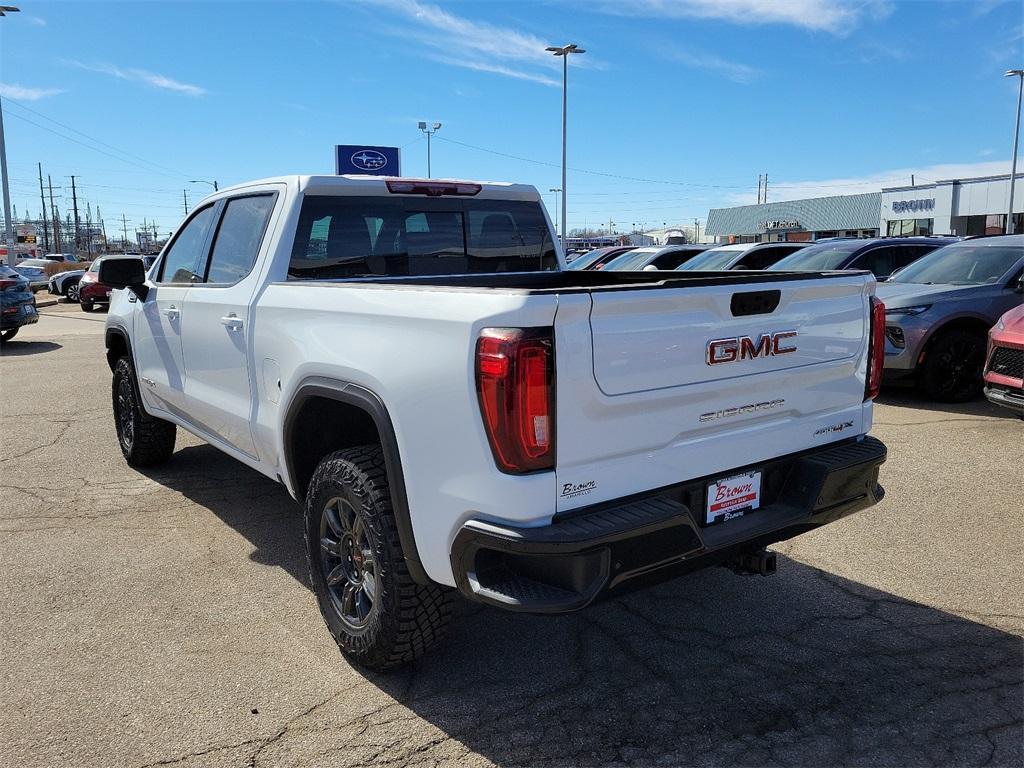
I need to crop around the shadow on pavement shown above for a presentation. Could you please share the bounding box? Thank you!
[0,340,63,356]
[877,389,1019,419]
[151,443,1023,767]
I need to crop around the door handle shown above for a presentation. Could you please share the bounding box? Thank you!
[220,313,244,331]
[161,305,179,320]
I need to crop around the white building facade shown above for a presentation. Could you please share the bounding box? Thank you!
[880,174,1023,237]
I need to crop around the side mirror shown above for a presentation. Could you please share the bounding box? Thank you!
[99,258,149,300]
[642,264,658,272]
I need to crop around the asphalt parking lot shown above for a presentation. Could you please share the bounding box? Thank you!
[1,301,1022,768]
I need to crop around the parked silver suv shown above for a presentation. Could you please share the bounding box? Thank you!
[877,235,1024,402]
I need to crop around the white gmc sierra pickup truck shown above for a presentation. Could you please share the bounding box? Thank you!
[102,175,887,669]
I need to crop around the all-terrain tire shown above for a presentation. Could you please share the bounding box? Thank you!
[304,446,453,670]
[919,329,985,403]
[111,356,176,466]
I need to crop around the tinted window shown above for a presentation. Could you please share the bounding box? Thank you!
[892,244,935,270]
[738,246,800,270]
[158,206,216,284]
[850,247,895,277]
[651,248,703,269]
[201,195,275,285]
[288,196,556,279]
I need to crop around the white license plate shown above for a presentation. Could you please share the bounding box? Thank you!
[705,470,762,525]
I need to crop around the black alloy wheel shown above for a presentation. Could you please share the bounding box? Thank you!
[319,496,379,629]
[921,330,985,403]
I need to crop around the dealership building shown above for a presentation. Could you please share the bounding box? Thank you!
[880,173,1023,237]
[704,173,1023,243]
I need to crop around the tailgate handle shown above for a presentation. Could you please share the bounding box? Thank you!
[731,290,781,317]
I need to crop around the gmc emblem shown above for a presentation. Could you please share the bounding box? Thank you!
[706,331,798,365]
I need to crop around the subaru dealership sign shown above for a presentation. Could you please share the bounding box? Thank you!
[335,145,401,176]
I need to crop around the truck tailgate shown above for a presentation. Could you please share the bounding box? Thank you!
[554,274,875,513]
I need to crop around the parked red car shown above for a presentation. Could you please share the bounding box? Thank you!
[79,255,155,312]
[983,303,1024,416]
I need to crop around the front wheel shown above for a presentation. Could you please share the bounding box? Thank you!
[111,356,176,466]
[305,446,453,670]
[81,299,96,312]
[920,329,985,403]
[65,281,80,302]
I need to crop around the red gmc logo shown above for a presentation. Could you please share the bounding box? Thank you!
[706,331,798,365]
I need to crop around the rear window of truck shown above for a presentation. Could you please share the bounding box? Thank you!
[288,196,558,279]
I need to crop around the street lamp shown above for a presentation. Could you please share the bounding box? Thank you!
[0,6,20,266]
[546,43,585,250]
[418,121,441,177]
[1005,69,1024,235]
[549,188,561,236]
[189,179,219,192]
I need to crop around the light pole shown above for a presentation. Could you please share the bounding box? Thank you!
[1005,69,1024,234]
[0,6,20,267]
[189,179,219,192]
[549,188,561,237]
[546,43,585,249]
[418,121,441,177]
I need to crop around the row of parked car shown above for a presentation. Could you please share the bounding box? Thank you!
[568,234,1024,412]
[1,252,156,344]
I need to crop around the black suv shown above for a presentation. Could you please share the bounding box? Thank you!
[768,236,958,280]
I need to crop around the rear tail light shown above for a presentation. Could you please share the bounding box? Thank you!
[0,279,17,291]
[475,328,555,473]
[386,179,482,197]
[866,296,885,401]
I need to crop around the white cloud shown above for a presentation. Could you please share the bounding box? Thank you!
[66,61,207,97]
[29,16,46,26]
[363,0,568,86]
[601,0,893,34]
[0,83,63,100]
[724,160,1012,206]
[670,49,760,83]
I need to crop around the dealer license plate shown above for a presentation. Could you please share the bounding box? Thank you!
[705,470,761,526]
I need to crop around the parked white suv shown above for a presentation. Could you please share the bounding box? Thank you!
[103,175,888,668]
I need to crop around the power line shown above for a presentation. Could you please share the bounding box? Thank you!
[4,97,195,179]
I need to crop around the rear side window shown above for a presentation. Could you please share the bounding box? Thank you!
[851,247,895,278]
[288,196,557,279]
[158,205,217,284]
[201,195,276,285]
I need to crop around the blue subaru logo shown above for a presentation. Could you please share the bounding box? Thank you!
[351,150,388,171]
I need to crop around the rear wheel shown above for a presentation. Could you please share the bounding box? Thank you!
[920,329,985,402]
[81,299,96,312]
[111,356,176,466]
[305,446,453,669]
[0,328,17,344]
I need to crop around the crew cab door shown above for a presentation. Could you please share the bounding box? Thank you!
[179,192,278,458]
[133,204,218,416]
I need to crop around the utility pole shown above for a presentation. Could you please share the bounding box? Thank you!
[0,94,15,267]
[37,162,50,251]
[97,206,107,252]
[1005,69,1024,234]
[70,175,81,255]
[763,173,769,204]
[546,43,586,254]
[48,175,60,252]
[182,189,189,216]
[122,213,128,250]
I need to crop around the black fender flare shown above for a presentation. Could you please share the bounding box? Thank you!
[282,378,429,585]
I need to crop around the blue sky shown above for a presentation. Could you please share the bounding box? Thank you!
[1,0,1022,236]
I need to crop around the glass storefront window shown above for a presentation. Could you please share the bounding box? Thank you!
[951,213,1024,236]
[886,218,933,237]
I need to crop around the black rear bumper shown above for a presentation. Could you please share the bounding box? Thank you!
[451,436,886,613]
